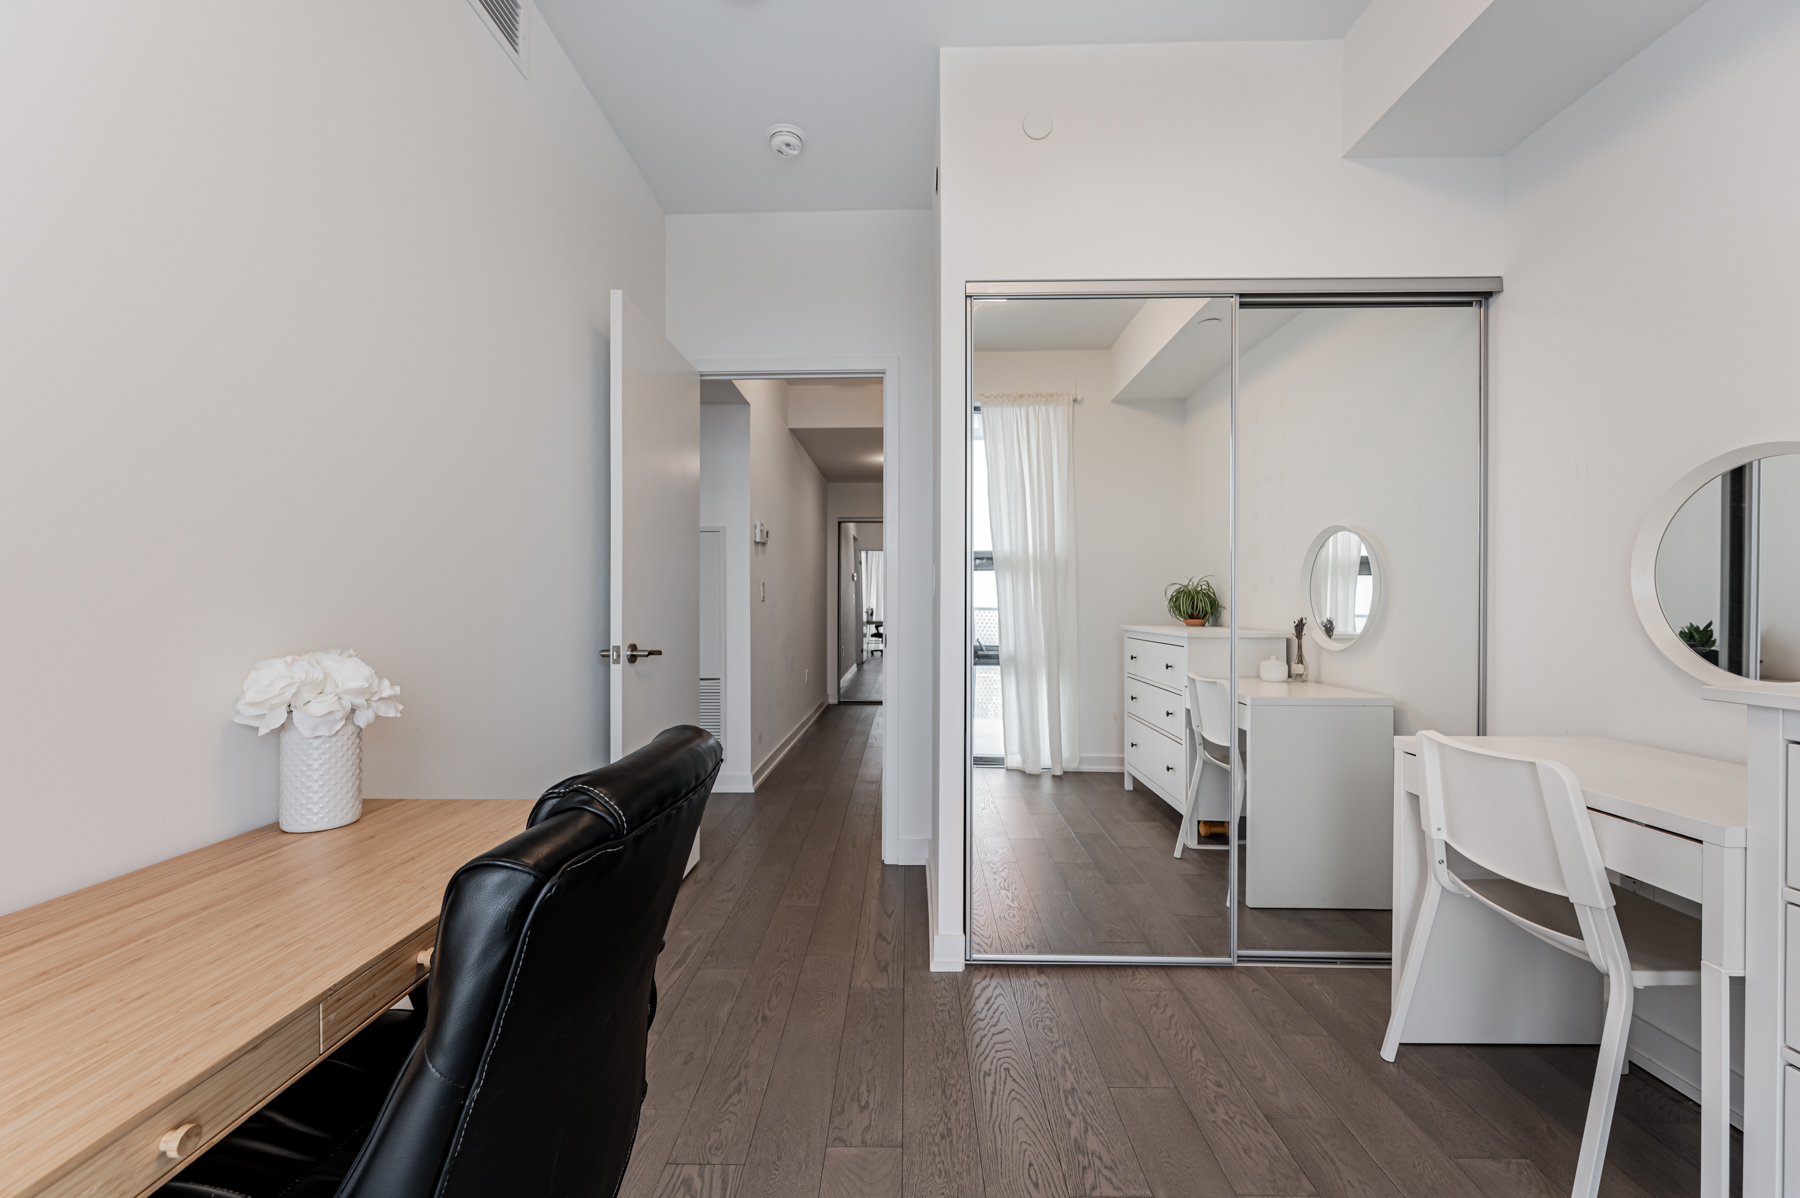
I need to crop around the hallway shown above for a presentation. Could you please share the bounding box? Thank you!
[840,653,883,703]
[626,705,1720,1198]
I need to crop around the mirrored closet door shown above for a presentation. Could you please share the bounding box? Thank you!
[1231,300,1481,959]
[965,287,1486,965]
[967,294,1239,962]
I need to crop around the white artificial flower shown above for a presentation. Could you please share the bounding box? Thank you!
[234,650,403,736]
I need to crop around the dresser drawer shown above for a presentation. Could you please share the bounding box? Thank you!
[39,1004,321,1198]
[1788,744,1800,892]
[322,924,436,1051]
[1788,906,1800,1054]
[1125,681,1184,741]
[1124,637,1184,687]
[1787,1066,1800,1195]
[1125,718,1183,802]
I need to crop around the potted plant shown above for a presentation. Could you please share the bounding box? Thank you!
[235,650,403,833]
[1165,576,1221,626]
[1678,620,1719,667]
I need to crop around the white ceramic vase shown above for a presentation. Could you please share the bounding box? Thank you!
[278,720,363,833]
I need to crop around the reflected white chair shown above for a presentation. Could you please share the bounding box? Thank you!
[1382,732,1700,1198]
[1175,675,1236,857]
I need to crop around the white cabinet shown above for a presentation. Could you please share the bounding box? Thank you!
[1120,624,1290,813]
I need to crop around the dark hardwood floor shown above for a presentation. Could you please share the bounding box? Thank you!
[971,766,1390,959]
[840,654,884,703]
[627,704,1725,1198]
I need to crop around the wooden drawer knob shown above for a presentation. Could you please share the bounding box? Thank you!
[159,1123,202,1161]
[416,948,434,971]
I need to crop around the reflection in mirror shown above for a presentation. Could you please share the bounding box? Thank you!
[967,294,1234,960]
[1234,304,1480,958]
[1308,529,1376,643]
[1654,454,1800,680]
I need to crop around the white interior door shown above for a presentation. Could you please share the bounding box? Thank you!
[610,290,700,763]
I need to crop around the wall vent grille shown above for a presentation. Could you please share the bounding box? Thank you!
[465,0,528,75]
[699,678,723,741]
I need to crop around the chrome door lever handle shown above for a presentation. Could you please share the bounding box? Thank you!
[624,643,663,664]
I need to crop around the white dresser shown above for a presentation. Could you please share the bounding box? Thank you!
[1120,624,1289,813]
[1703,680,1800,1198]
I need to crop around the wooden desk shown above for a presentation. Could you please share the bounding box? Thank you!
[0,798,531,1198]
[1391,736,1745,1198]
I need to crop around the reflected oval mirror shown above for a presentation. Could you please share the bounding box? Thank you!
[1644,448,1800,682]
[1304,526,1381,652]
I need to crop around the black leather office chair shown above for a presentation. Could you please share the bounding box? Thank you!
[159,724,722,1198]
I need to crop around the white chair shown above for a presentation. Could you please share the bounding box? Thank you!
[1175,674,1237,857]
[1382,732,1700,1198]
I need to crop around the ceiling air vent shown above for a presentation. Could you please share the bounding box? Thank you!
[466,0,529,76]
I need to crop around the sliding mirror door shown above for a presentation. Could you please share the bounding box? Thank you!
[1231,301,1483,959]
[967,294,1237,961]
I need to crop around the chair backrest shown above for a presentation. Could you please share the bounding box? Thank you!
[337,725,723,1198]
[1187,674,1232,751]
[1414,732,1612,910]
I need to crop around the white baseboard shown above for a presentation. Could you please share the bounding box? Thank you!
[751,700,826,788]
[711,770,755,794]
[883,837,928,865]
[839,665,857,690]
[1628,1012,1743,1129]
[1072,755,1123,772]
[931,933,966,972]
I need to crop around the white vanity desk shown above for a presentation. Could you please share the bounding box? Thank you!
[1391,735,1746,1198]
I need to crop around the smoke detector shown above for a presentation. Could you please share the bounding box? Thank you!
[767,124,806,158]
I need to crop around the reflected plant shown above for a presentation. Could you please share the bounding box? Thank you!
[1678,621,1716,651]
[1321,617,1336,640]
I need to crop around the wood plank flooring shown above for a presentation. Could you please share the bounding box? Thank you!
[841,654,884,703]
[627,704,1725,1198]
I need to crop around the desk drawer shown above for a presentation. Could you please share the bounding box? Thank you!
[1125,682,1184,742]
[1788,745,1800,892]
[1788,906,1800,1054]
[1788,1066,1800,1195]
[40,1004,321,1198]
[1125,637,1184,688]
[1589,810,1702,904]
[1126,718,1183,801]
[322,924,436,1051]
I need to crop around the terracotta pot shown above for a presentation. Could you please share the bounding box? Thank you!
[1182,618,1208,626]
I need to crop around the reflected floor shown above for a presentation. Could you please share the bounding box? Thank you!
[971,767,1230,958]
[970,767,1391,959]
[839,654,883,703]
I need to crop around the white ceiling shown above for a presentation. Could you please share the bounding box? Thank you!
[971,298,1148,351]
[533,0,1371,214]
[792,427,884,483]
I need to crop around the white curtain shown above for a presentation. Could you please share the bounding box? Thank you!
[981,392,1079,775]
[863,550,885,622]
[1316,531,1361,638]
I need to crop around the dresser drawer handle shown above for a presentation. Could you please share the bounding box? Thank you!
[1129,654,1138,661]
[1165,765,1175,773]
[1130,741,1138,748]
[1164,663,1174,670]
[160,1123,203,1161]
[1166,710,1175,718]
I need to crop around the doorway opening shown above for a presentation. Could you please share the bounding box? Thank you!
[838,519,884,704]
[697,374,885,790]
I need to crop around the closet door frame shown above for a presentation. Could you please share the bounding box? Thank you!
[961,277,1498,967]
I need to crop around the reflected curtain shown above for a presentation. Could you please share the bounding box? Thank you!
[981,392,1079,775]
[1319,532,1360,636]
[863,551,884,622]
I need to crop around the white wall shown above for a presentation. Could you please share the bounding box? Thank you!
[827,483,884,700]
[1490,0,1800,760]
[701,405,754,790]
[1227,306,1482,736]
[937,40,1505,967]
[666,209,935,865]
[0,0,664,916]
[738,379,828,776]
[972,351,1192,770]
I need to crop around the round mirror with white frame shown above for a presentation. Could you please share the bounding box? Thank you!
[1303,526,1383,652]
[1632,440,1800,684]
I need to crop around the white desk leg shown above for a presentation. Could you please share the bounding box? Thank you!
[1700,960,1731,1198]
